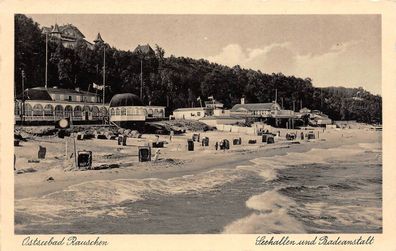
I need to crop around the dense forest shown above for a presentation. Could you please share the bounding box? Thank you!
[14,14,382,123]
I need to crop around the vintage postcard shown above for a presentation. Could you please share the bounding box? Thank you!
[1,0,395,250]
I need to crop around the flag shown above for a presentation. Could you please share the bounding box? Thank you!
[93,83,104,90]
[197,96,201,101]
[208,96,214,100]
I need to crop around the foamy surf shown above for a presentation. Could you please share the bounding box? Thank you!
[15,168,247,223]
[223,190,305,234]
[223,142,382,234]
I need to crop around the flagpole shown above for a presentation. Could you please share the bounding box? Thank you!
[140,58,143,100]
[103,47,105,107]
[45,33,48,89]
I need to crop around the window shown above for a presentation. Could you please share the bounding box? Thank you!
[33,104,43,116]
[64,106,73,117]
[24,104,32,116]
[55,105,63,117]
[92,106,100,119]
[68,96,72,101]
[44,104,54,116]
[73,106,82,117]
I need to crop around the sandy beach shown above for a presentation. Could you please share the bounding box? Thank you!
[14,127,382,234]
[15,127,379,199]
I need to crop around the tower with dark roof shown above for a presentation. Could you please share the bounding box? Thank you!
[94,33,104,44]
[51,23,61,39]
[134,44,155,57]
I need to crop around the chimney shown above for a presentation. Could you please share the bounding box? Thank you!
[241,97,245,104]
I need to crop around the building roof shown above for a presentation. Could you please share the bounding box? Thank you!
[18,87,99,100]
[173,107,206,112]
[231,102,278,112]
[109,93,143,107]
[52,23,60,33]
[17,88,53,101]
[43,87,98,96]
[42,24,85,39]
[134,44,155,55]
[94,33,104,43]
[59,24,85,39]
[42,27,52,34]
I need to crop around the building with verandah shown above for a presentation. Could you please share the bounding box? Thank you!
[15,87,108,125]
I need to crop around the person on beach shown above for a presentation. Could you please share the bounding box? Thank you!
[170,130,174,141]
[153,149,161,162]
[215,142,219,150]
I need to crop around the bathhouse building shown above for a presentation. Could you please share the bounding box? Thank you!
[108,93,166,128]
[15,87,108,125]
[172,107,209,120]
[230,99,282,118]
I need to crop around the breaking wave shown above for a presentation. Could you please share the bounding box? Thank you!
[223,142,382,233]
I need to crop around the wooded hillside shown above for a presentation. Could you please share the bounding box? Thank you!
[15,14,382,123]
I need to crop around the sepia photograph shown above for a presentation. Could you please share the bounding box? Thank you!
[12,14,382,235]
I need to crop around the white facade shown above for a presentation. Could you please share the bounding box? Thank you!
[230,102,282,118]
[15,100,108,122]
[109,106,165,122]
[173,108,208,120]
[213,109,231,116]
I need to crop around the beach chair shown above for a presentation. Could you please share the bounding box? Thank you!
[187,139,194,151]
[138,146,151,162]
[77,151,92,169]
[38,145,46,159]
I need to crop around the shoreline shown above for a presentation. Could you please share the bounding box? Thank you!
[14,129,381,200]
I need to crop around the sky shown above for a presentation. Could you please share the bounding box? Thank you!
[28,14,381,95]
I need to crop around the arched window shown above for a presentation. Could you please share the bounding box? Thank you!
[44,104,54,116]
[64,105,73,118]
[116,108,121,115]
[55,105,63,118]
[24,104,32,116]
[109,108,115,116]
[92,106,100,119]
[74,106,82,118]
[159,109,164,118]
[33,104,43,116]
[121,107,127,116]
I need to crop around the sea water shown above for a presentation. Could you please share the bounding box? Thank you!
[15,142,382,234]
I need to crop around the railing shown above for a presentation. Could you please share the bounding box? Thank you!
[15,115,105,122]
